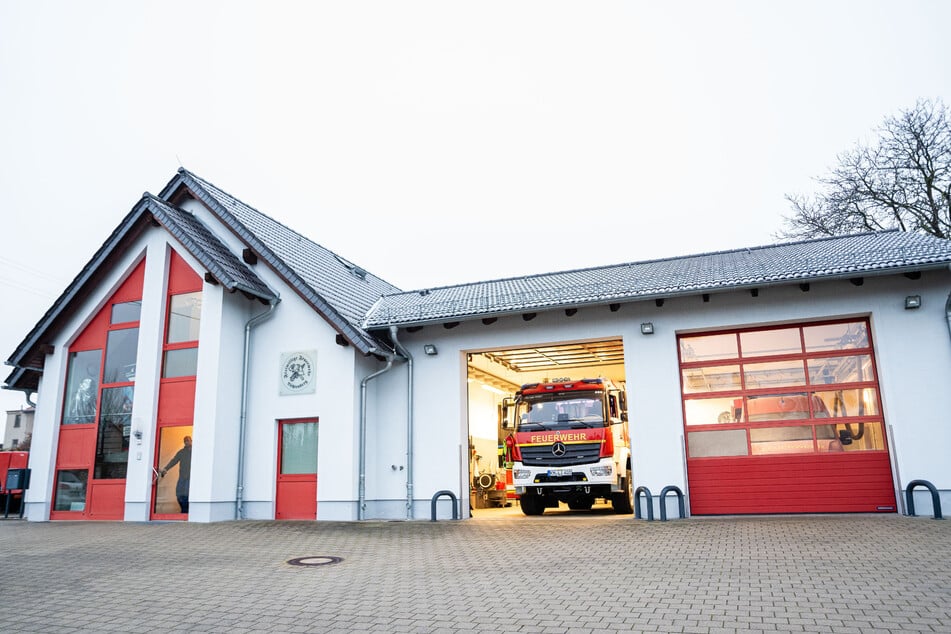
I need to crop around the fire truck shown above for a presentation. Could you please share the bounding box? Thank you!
[503,378,633,515]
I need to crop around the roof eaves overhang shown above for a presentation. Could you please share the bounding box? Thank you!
[4,200,153,375]
[163,169,381,356]
[366,261,949,330]
[143,195,279,304]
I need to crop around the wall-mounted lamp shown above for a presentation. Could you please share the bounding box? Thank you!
[905,295,922,310]
[640,322,655,335]
[423,344,438,356]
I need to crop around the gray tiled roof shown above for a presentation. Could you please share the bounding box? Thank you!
[146,195,276,301]
[165,169,400,355]
[363,231,951,328]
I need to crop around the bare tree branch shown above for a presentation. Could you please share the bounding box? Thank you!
[779,99,951,240]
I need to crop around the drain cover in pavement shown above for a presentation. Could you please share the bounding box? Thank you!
[286,556,343,567]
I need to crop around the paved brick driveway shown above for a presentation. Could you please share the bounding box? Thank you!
[0,512,948,633]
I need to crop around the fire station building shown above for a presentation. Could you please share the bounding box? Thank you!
[5,169,951,522]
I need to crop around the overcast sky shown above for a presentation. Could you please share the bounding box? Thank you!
[1,1,950,417]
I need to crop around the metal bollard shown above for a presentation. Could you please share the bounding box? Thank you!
[430,490,459,521]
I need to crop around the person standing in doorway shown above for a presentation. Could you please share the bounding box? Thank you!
[160,436,192,513]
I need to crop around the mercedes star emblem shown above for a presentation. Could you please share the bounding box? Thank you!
[551,442,567,457]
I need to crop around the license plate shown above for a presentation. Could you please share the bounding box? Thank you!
[547,468,573,477]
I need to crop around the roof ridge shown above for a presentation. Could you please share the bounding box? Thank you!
[179,169,400,291]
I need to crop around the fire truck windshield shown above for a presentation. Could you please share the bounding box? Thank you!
[515,391,605,430]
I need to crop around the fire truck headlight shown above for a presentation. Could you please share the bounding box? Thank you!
[513,469,531,480]
[590,465,613,477]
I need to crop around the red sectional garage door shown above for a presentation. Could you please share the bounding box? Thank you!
[679,319,896,514]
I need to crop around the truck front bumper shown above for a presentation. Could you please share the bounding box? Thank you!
[512,458,621,494]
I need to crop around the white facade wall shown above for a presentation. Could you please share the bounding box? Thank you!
[176,198,364,522]
[372,269,951,520]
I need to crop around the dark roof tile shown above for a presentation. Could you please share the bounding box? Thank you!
[363,231,951,327]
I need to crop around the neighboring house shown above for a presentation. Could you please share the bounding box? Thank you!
[4,168,950,522]
[1,407,34,451]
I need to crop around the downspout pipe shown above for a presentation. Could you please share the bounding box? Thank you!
[236,298,280,520]
[22,391,36,408]
[389,326,414,519]
[359,353,399,520]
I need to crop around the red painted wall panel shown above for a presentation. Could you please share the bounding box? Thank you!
[87,480,126,520]
[157,380,197,424]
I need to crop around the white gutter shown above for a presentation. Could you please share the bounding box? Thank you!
[389,326,415,519]
[235,298,280,519]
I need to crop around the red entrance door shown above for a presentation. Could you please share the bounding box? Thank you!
[275,419,318,520]
[151,425,192,520]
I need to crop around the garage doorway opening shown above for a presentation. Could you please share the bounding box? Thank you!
[465,338,627,519]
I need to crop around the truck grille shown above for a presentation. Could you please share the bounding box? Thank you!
[520,442,602,467]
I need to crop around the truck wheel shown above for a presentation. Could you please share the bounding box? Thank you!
[520,493,545,516]
[612,470,634,514]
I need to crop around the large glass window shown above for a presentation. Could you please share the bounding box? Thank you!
[163,292,201,379]
[163,348,199,378]
[681,320,886,458]
[111,301,141,324]
[62,350,101,425]
[167,293,202,343]
[103,328,139,384]
[53,469,88,511]
[95,386,133,479]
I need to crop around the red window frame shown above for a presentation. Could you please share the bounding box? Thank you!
[678,318,887,458]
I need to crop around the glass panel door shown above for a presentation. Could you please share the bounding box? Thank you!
[276,420,318,520]
[152,425,192,519]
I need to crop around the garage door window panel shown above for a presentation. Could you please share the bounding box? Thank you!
[684,397,744,426]
[811,388,879,418]
[680,333,738,362]
[687,429,749,457]
[739,328,802,358]
[743,360,806,390]
[750,425,815,455]
[803,322,869,352]
[747,393,820,422]
[807,355,875,384]
[825,421,886,451]
[682,365,741,394]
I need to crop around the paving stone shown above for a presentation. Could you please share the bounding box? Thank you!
[0,514,950,632]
